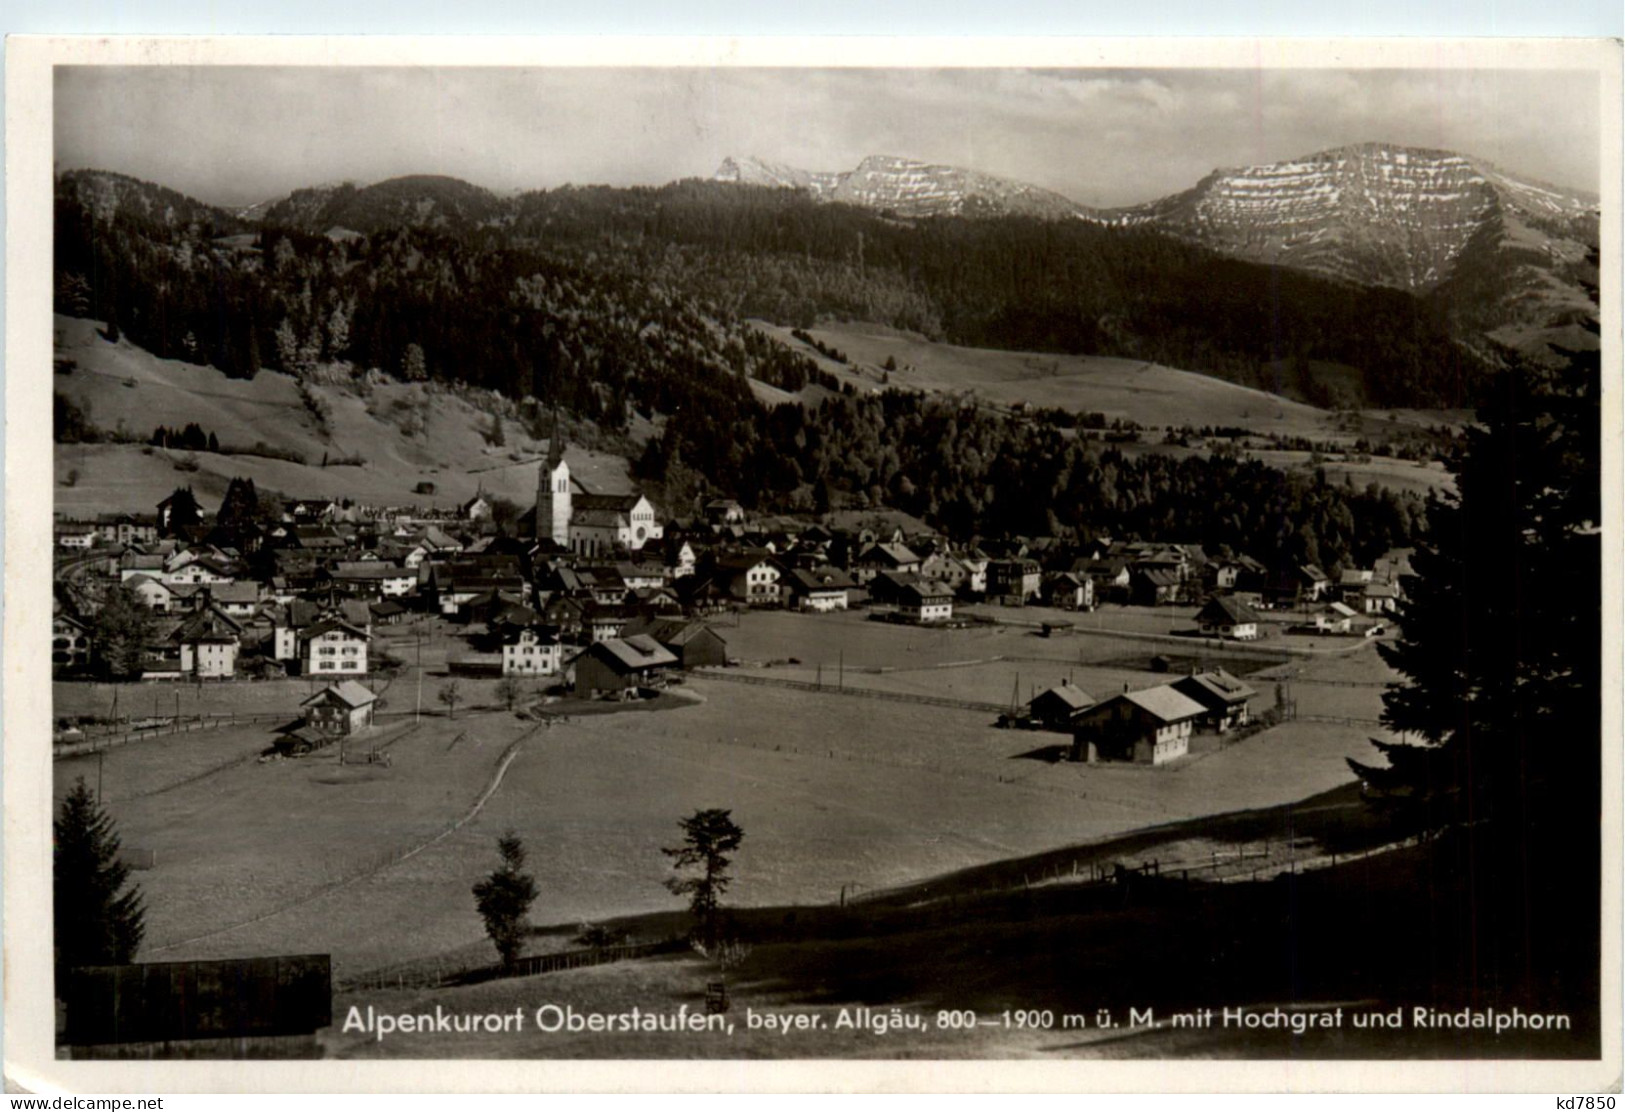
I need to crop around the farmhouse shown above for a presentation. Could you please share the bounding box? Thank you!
[898,579,954,624]
[1170,669,1257,733]
[297,619,370,677]
[1130,567,1182,607]
[1041,571,1094,611]
[1027,680,1095,731]
[1311,601,1359,633]
[300,680,377,737]
[852,542,922,586]
[1195,595,1262,640]
[1071,685,1207,765]
[573,635,679,696]
[621,617,727,669]
[713,552,781,606]
[782,566,855,612]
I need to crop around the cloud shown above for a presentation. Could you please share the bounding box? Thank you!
[54,65,1602,210]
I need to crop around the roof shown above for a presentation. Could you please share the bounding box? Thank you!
[1327,601,1359,617]
[1136,567,1181,587]
[170,606,244,643]
[208,582,261,604]
[901,578,954,603]
[1118,685,1208,724]
[330,563,413,581]
[576,492,646,513]
[588,636,679,674]
[297,619,371,642]
[301,680,376,709]
[573,508,629,529]
[1198,595,1262,624]
[1031,681,1095,713]
[786,567,856,593]
[863,542,921,567]
[1173,669,1257,708]
[622,617,725,647]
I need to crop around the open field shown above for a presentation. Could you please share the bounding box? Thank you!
[754,320,1336,439]
[1247,448,1458,498]
[58,607,1400,991]
[52,315,633,516]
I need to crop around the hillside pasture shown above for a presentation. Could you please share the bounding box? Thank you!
[52,315,633,516]
[754,320,1336,440]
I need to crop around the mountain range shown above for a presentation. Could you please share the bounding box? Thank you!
[53,138,1599,418]
[712,145,1599,364]
[194,141,1597,367]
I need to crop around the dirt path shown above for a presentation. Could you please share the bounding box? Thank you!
[146,725,537,955]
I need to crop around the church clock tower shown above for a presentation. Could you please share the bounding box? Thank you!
[536,430,571,547]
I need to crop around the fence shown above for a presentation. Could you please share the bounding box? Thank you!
[690,669,1006,715]
[338,939,685,993]
[54,712,289,758]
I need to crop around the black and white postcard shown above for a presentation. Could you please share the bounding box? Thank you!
[5,35,1620,1093]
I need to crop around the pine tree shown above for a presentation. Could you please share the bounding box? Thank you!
[55,777,145,979]
[662,809,744,947]
[471,832,538,967]
[1374,329,1599,827]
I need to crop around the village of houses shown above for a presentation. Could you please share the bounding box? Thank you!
[53,438,1412,770]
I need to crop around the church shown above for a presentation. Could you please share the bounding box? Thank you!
[535,439,663,557]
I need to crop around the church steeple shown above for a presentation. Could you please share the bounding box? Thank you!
[535,404,571,546]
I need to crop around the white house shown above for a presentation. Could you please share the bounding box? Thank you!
[1195,595,1262,640]
[502,627,563,677]
[297,620,370,676]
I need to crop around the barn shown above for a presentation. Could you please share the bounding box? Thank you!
[572,635,679,696]
[620,617,727,669]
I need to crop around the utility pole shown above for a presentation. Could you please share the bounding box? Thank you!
[415,629,423,724]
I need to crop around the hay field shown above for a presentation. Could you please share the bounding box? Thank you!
[754,321,1335,439]
[58,605,1398,982]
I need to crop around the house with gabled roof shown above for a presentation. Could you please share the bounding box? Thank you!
[1071,684,1207,765]
[295,619,370,677]
[1028,680,1095,732]
[852,542,921,585]
[1171,669,1257,733]
[782,566,856,613]
[300,680,377,736]
[572,634,679,696]
[170,605,243,678]
[1195,595,1262,640]
[502,625,563,677]
[620,616,727,669]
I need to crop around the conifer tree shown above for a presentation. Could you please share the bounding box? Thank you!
[55,777,145,980]
[472,832,537,967]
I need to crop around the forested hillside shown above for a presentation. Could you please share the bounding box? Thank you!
[55,168,1435,569]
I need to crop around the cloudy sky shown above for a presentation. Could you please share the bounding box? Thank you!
[54,66,1603,209]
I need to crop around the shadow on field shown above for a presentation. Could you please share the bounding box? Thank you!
[514,824,1598,1058]
[1009,742,1070,763]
